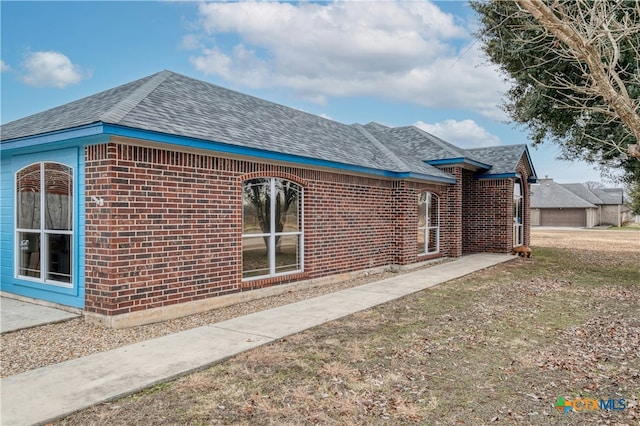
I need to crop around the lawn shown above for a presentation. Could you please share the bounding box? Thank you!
[57,239,639,425]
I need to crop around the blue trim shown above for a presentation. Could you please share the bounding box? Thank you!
[522,145,539,181]
[426,157,492,170]
[1,123,106,152]
[102,124,456,183]
[1,148,84,308]
[3,123,456,184]
[395,171,455,184]
[476,172,518,179]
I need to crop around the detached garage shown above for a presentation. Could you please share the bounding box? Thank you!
[539,208,586,227]
[530,179,597,228]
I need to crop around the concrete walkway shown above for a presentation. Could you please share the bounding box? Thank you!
[1,297,79,333]
[1,253,513,426]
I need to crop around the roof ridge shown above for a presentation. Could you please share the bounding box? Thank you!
[99,70,173,124]
[353,124,409,172]
[409,126,469,158]
[466,143,527,152]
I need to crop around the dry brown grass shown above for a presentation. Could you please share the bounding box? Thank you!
[57,229,639,425]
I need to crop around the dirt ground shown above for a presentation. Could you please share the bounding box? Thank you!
[531,227,639,252]
[55,228,640,425]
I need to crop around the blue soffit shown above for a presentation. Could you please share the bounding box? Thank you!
[475,172,518,179]
[2,122,457,184]
[425,157,492,170]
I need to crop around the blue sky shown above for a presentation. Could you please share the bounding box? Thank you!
[1,1,610,183]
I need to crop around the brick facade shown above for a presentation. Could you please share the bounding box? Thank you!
[81,140,532,322]
[85,142,454,318]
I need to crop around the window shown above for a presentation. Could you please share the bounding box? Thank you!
[242,178,303,279]
[16,162,73,286]
[513,180,524,246]
[418,192,439,254]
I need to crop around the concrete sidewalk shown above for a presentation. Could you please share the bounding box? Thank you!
[1,297,80,333]
[0,253,513,426]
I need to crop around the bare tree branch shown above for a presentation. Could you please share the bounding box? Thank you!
[515,0,640,160]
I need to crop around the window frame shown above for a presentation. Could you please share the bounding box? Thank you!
[242,177,304,281]
[418,192,440,255]
[513,179,524,247]
[15,161,74,287]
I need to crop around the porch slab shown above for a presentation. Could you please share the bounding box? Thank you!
[0,297,79,334]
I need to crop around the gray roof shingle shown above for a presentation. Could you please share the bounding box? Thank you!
[590,188,624,205]
[1,70,534,183]
[466,145,530,176]
[531,180,597,208]
[561,184,603,205]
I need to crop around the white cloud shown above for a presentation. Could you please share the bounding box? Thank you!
[187,1,507,119]
[0,60,10,72]
[414,119,502,148]
[21,51,88,88]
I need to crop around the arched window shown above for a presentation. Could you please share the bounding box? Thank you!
[418,192,439,254]
[16,162,73,286]
[513,179,524,246]
[242,178,303,279]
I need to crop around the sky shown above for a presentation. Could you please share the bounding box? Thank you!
[0,0,613,184]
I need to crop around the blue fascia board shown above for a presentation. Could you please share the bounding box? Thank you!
[396,171,456,184]
[522,145,539,180]
[1,123,106,153]
[1,122,457,184]
[426,157,492,170]
[103,124,456,184]
[476,172,518,179]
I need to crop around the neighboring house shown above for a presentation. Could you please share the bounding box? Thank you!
[531,179,624,227]
[1,70,537,327]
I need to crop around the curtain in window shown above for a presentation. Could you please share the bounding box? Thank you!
[16,162,73,283]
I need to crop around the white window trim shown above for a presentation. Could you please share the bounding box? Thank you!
[418,192,440,255]
[242,178,304,281]
[15,162,74,288]
[513,179,524,247]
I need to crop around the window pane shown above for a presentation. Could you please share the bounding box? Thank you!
[514,181,522,198]
[17,164,41,230]
[243,179,270,235]
[427,228,439,253]
[417,229,425,253]
[275,234,300,274]
[18,232,41,278]
[428,195,439,226]
[47,234,72,283]
[44,163,73,230]
[418,199,426,228]
[276,180,300,232]
[243,236,270,278]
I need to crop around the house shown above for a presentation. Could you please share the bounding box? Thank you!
[1,70,537,327]
[530,179,624,227]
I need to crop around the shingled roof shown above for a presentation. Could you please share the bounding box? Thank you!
[467,145,533,177]
[532,181,625,208]
[1,70,534,183]
[531,180,597,208]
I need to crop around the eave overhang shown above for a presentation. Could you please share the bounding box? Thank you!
[425,157,492,171]
[1,122,456,185]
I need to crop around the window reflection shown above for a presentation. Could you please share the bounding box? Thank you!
[16,162,73,285]
[242,178,302,279]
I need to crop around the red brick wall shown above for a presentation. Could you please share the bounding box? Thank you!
[460,158,533,253]
[462,170,512,253]
[438,167,463,258]
[391,180,450,264]
[84,142,451,316]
